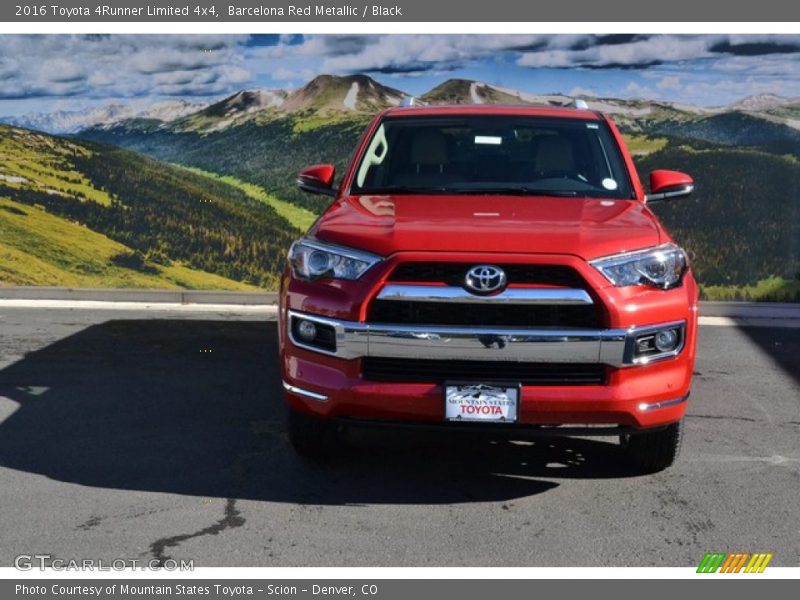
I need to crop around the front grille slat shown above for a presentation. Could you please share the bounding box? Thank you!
[362,358,607,385]
[379,261,602,328]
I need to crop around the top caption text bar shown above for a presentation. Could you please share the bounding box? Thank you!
[3,1,800,22]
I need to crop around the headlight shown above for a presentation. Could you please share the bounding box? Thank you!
[590,243,687,289]
[288,238,382,281]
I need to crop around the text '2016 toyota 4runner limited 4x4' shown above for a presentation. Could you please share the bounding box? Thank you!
[278,104,698,472]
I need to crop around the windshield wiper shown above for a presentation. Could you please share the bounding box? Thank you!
[355,185,452,195]
[356,185,583,197]
[466,187,581,197]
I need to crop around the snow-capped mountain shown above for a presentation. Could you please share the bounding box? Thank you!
[728,94,797,112]
[1,99,207,134]
[136,99,210,123]
[281,74,404,114]
[171,89,288,131]
[6,74,800,138]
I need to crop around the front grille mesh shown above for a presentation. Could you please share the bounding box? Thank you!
[369,300,601,328]
[362,358,607,385]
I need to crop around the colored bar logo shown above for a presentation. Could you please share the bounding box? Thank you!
[697,552,773,573]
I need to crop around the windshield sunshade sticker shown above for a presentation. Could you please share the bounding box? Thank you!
[602,178,619,190]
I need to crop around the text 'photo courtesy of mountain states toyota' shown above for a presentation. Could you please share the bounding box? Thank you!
[279,102,698,472]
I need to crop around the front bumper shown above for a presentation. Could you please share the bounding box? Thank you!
[279,251,698,431]
[281,314,695,430]
[287,309,686,367]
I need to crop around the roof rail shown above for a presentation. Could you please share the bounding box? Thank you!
[399,96,429,108]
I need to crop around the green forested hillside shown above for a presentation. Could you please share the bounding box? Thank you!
[0,197,257,289]
[0,125,298,288]
[74,82,800,295]
[82,122,800,291]
[646,112,800,157]
[635,144,800,288]
[81,116,369,213]
[7,72,800,294]
[176,165,317,232]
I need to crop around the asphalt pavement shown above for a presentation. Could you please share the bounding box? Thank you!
[0,307,798,567]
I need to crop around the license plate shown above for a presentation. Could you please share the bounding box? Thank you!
[444,383,520,423]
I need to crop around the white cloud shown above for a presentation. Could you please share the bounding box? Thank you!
[518,37,711,69]
[0,35,252,100]
[712,54,800,77]
[255,34,568,74]
[623,82,658,99]
[0,33,799,111]
[569,86,597,97]
[0,56,20,81]
[261,34,800,77]
[271,66,315,82]
[657,76,681,90]
[39,59,85,84]
[680,78,789,103]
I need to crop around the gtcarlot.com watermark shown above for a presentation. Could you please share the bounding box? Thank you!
[14,554,194,571]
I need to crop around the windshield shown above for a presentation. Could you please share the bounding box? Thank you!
[351,115,633,199]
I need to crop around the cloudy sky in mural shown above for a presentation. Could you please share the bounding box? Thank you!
[1,33,799,115]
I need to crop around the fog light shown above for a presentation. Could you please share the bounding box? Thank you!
[629,323,685,364]
[296,319,318,342]
[636,335,655,353]
[654,329,679,352]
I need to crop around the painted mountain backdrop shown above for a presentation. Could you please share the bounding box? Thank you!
[2,74,799,299]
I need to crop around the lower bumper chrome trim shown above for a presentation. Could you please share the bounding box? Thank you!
[287,310,686,367]
[282,380,329,402]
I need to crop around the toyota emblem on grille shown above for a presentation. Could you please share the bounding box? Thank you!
[464,265,507,294]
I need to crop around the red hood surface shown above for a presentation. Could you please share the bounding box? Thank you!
[311,195,663,260]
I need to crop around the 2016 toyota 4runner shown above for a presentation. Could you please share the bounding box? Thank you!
[278,104,697,472]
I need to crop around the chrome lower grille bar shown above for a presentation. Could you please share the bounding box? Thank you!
[376,284,594,305]
[287,309,685,368]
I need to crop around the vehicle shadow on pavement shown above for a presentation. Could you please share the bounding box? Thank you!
[734,325,800,389]
[0,319,643,506]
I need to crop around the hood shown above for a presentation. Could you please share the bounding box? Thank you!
[311,194,662,260]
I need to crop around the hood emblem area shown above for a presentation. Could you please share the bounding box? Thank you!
[464,265,507,295]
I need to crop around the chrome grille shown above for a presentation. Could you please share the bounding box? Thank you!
[388,262,586,288]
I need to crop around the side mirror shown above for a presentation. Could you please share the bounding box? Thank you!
[645,170,694,204]
[297,164,336,197]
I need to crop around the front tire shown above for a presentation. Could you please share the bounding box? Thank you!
[621,419,684,473]
[287,408,342,460]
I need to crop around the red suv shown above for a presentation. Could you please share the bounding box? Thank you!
[279,104,697,472]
